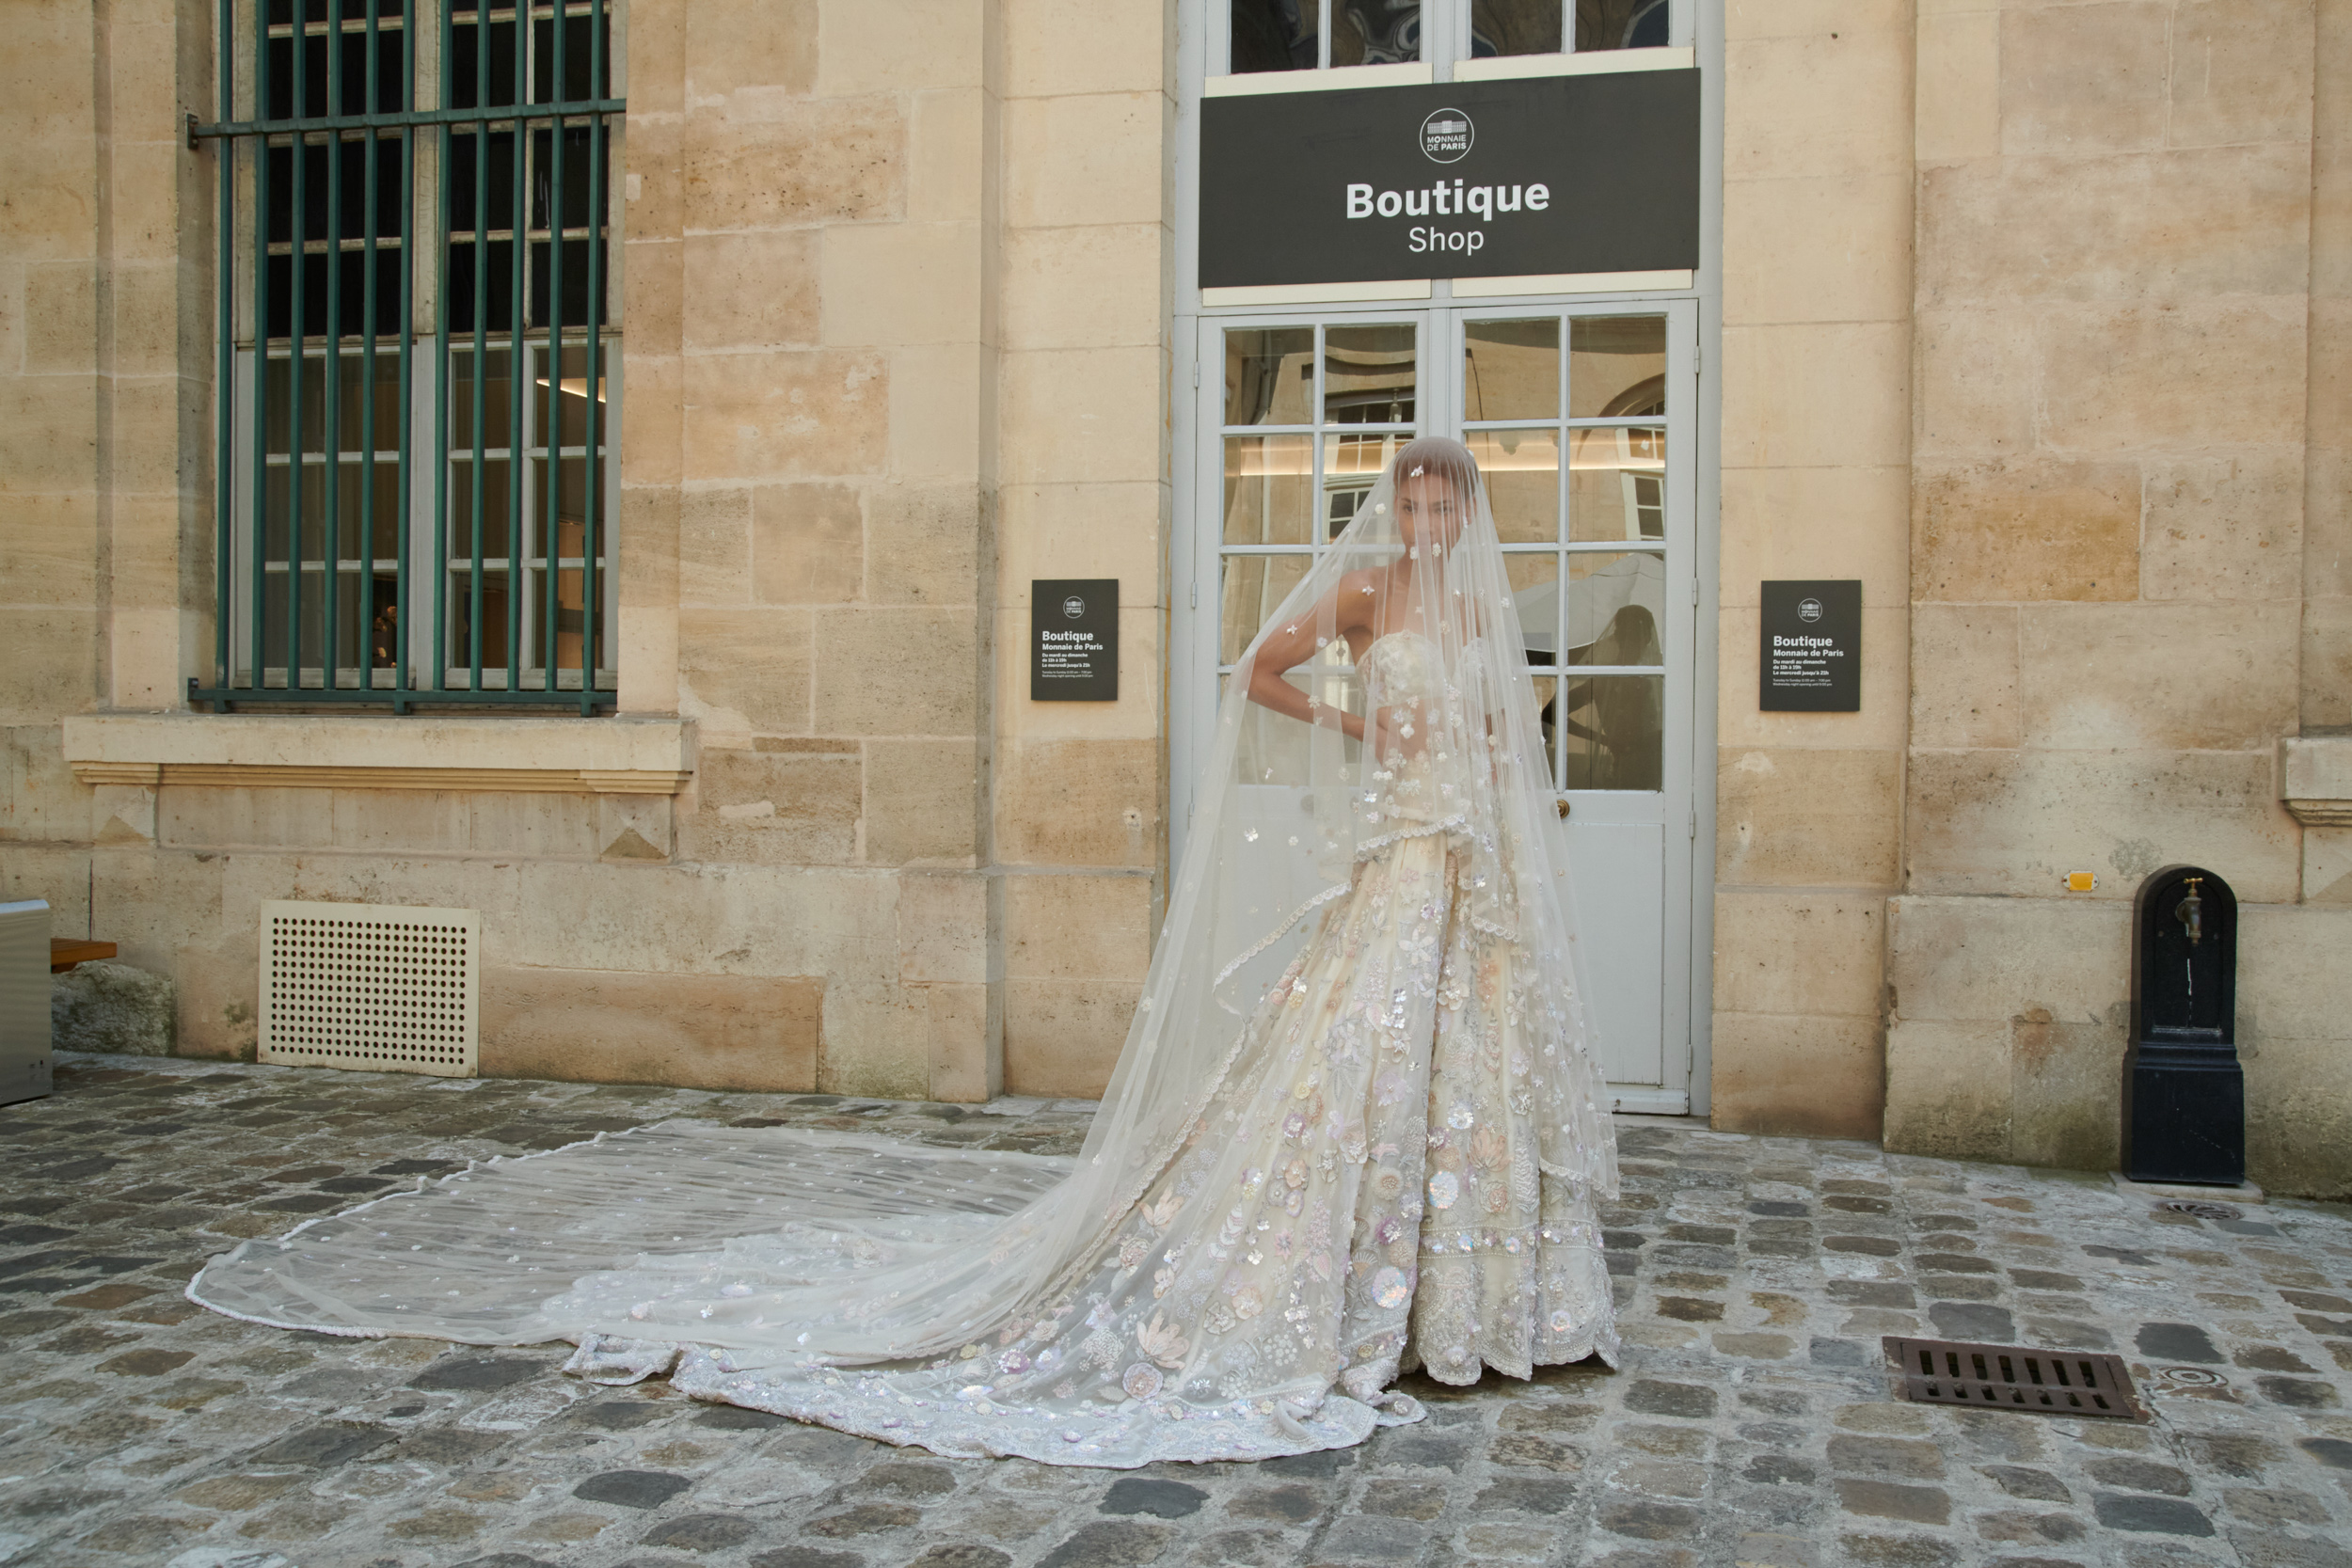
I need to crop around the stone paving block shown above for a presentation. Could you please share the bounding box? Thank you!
[2,1053,2350,1565]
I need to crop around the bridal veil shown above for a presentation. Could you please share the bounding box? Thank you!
[190,436,1617,1465]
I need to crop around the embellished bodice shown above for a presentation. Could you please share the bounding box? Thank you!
[1356,631,1470,836]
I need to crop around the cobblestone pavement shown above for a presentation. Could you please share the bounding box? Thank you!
[3,1054,2349,1568]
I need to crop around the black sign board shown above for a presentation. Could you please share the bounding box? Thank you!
[1759,580,1861,712]
[1031,579,1119,702]
[1200,70,1700,289]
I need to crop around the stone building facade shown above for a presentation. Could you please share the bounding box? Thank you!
[3,0,2346,1196]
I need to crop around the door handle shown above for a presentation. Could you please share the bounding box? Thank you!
[1555,799,1570,819]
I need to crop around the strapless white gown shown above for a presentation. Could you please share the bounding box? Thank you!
[190,631,1616,1467]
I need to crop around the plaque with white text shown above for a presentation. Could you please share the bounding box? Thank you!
[1759,579,1861,712]
[1031,579,1119,702]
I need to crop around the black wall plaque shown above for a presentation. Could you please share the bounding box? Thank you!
[1031,579,1119,702]
[1199,71,1700,289]
[1759,580,1861,712]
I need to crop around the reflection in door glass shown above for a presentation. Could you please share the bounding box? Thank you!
[1220,552,1312,663]
[1323,324,1417,424]
[1569,315,1665,418]
[1224,327,1314,424]
[1576,0,1669,50]
[1223,436,1316,546]
[1557,673,1663,790]
[1502,551,1559,666]
[1464,428,1558,544]
[1567,426,1665,542]
[1565,552,1665,665]
[1332,0,1421,64]
[1463,318,1560,420]
[1470,0,1562,56]
[1231,0,1320,71]
[1322,430,1409,538]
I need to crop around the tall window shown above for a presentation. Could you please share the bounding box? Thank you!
[196,0,623,714]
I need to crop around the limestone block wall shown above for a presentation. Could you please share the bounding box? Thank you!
[0,0,1176,1106]
[991,4,1174,1097]
[1883,0,2350,1198]
[1708,0,1915,1139]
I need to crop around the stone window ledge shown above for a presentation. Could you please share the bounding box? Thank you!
[61,714,694,796]
[2281,736,2352,827]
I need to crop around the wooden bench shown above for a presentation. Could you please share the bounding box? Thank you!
[51,939,118,974]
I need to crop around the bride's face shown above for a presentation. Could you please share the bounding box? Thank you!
[1395,473,1468,553]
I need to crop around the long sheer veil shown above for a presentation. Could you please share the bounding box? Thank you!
[189,437,1614,1398]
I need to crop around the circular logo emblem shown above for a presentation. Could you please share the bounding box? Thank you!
[1797,597,1823,623]
[1061,595,1087,619]
[1419,108,1474,165]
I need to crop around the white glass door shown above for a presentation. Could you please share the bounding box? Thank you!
[1182,298,1697,1110]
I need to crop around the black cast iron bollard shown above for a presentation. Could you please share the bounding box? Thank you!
[2122,864,2244,1186]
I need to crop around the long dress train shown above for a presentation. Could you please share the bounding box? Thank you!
[189,440,1619,1467]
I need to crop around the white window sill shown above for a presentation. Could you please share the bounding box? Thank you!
[2282,736,2352,826]
[61,714,694,796]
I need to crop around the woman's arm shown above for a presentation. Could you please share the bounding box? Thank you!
[1244,585,1369,743]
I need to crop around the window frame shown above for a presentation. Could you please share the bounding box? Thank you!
[196,0,626,715]
[1214,0,1687,81]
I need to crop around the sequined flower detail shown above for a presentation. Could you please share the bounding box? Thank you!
[1119,1236,1149,1269]
[1447,1105,1475,1131]
[1484,1183,1510,1214]
[1153,1265,1177,1298]
[1375,1214,1403,1245]
[1122,1363,1163,1400]
[1232,1285,1265,1320]
[1371,1266,1413,1309]
[1205,1305,1237,1336]
[1372,1167,1404,1201]
[1137,1313,1191,1370]
[1283,1157,1310,1190]
[1426,1170,1461,1210]
[1549,1307,1577,1334]
[1471,1125,1507,1167]
[1281,1111,1309,1141]
[1374,1071,1408,1107]
[998,1349,1030,1376]
[1141,1192,1182,1229]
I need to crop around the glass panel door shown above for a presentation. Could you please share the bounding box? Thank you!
[1457,302,1692,1103]
[1185,298,1694,1109]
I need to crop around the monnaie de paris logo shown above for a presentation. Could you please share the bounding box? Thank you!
[1797,597,1824,623]
[1419,108,1473,164]
[1062,594,1087,619]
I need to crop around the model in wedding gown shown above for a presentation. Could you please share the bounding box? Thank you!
[191,436,1619,1467]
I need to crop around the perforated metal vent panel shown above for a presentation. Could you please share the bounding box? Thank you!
[258,900,479,1077]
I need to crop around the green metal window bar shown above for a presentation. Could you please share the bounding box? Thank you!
[191,0,624,714]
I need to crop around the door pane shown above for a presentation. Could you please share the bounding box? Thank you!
[1232,0,1319,71]
[1464,318,1560,420]
[1224,326,1314,424]
[1566,426,1666,541]
[1323,430,1405,538]
[1224,436,1316,545]
[1576,0,1669,50]
[1323,324,1417,425]
[1470,0,1562,56]
[1568,314,1666,417]
[1564,551,1665,666]
[1558,673,1662,790]
[1465,427,1559,543]
[1220,553,1312,663]
[1502,551,1559,666]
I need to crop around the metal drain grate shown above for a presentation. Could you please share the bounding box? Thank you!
[2162,1199,2242,1221]
[258,900,479,1077]
[1884,1337,2149,1421]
